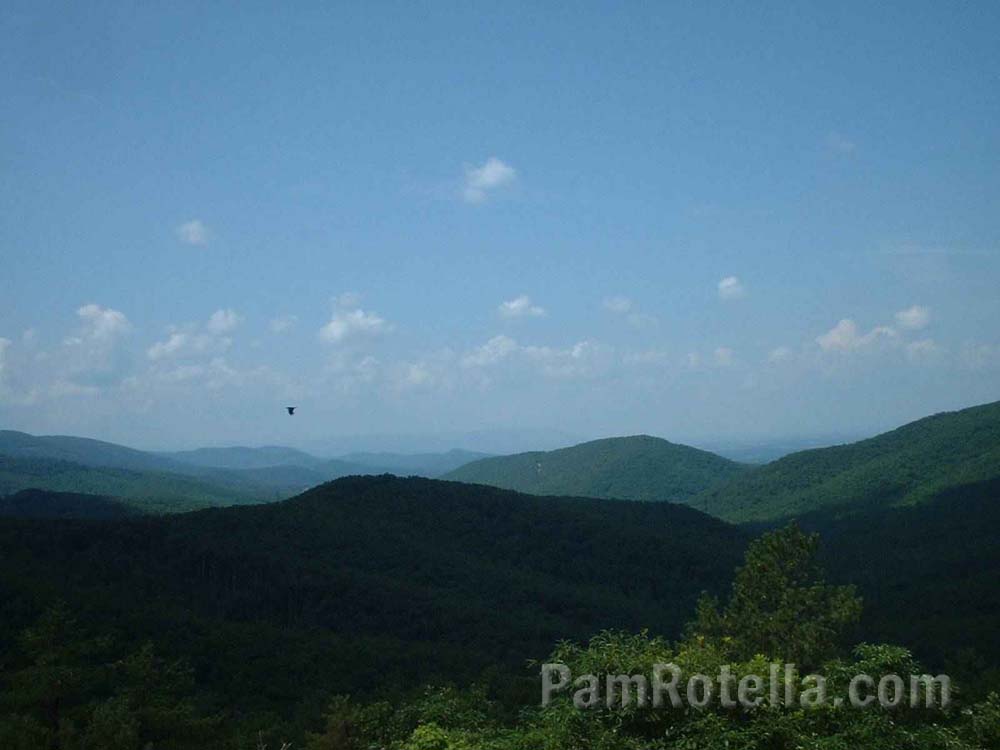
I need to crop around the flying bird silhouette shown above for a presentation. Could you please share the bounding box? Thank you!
[286,406,296,415]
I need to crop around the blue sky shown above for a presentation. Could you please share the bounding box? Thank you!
[2,1,999,451]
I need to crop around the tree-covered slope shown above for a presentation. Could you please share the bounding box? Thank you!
[0,488,137,520]
[0,432,386,508]
[807,476,1000,680]
[0,429,181,472]
[0,455,268,513]
[693,399,1000,522]
[443,435,745,503]
[0,475,747,705]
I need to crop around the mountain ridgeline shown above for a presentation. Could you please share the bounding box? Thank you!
[0,430,488,513]
[693,399,1000,522]
[445,401,1000,524]
[443,435,746,502]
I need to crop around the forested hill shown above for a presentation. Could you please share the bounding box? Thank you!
[0,475,746,705]
[0,488,136,520]
[806,476,1000,677]
[0,429,181,472]
[692,399,1000,523]
[0,455,269,513]
[443,435,745,502]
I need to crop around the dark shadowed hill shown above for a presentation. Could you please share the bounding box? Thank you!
[443,435,745,502]
[804,476,1000,679]
[0,488,136,520]
[693,399,1000,522]
[0,475,747,705]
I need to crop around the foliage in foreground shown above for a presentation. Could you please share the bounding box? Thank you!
[304,526,1000,750]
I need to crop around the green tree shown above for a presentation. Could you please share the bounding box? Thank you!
[686,524,862,667]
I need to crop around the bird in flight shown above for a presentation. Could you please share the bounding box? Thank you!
[286,406,296,415]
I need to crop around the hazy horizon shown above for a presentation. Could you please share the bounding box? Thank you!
[3,2,999,449]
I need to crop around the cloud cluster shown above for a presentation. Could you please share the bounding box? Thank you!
[816,319,897,352]
[4,295,996,438]
[319,294,392,344]
[176,219,209,246]
[461,335,610,379]
[717,276,746,300]
[894,305,931,330]
[498,295,546,319]
[62,304,133,385]
[148,309,241,361]
[463,157,516,203]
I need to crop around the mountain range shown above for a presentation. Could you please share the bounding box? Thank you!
[2,400,999,743]
[0,430,491,512]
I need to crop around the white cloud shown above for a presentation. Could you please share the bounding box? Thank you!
[319,308,391,344]
[498,295,546,319]
[527,340,611,379]
[816,319,896,352]
[147,332,192,360]
[206,308,242,335]
[817,319,863,351]
[395,362,436,390]
[461,335,610,379]
[269,314,298,334]
[73,304,131,341]
[768,346,793,363]
[61,304,132,382]
[461,335,518,368]
[602,296,633,314]
[176,219,209,246]
[894,305,931,331]
[147,309,239,361]
[714,347,735,366]
[717,276,746,300]
[463,157,516,203]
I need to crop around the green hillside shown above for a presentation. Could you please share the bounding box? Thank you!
[693,400,1000,522]
[0,455,267,513]
[0,432,384,507]
[0,429,180,472]
[0,475,746,713]
[443,435,745,502]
